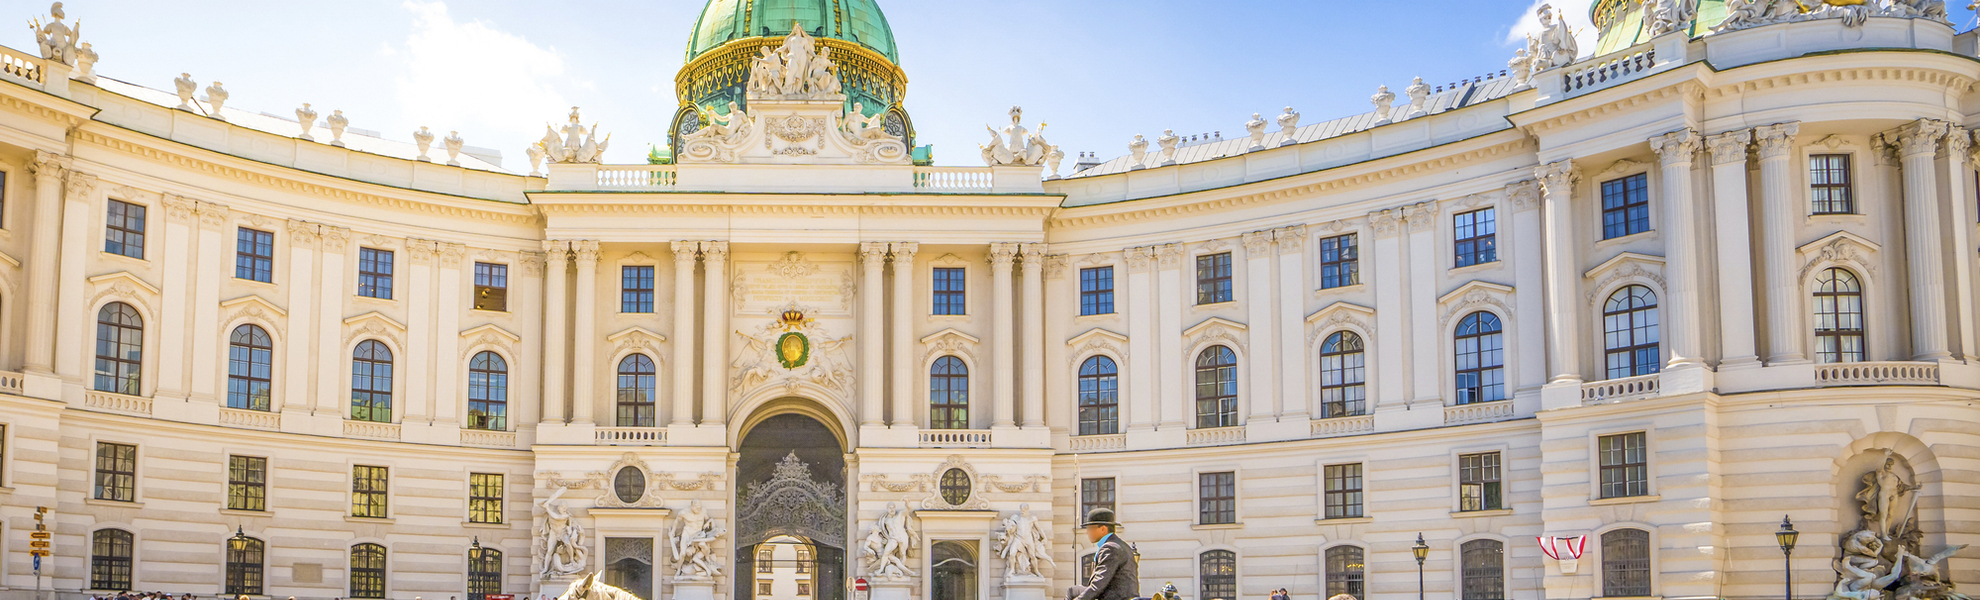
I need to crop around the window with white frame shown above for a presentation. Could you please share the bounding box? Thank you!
[1814,268,1865,363]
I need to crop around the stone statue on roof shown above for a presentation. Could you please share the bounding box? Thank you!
[981,106,1056,167]
[32,2,79,66]
[749,25,845,101]
[540,107,610,164]
[1534,4,1578,70]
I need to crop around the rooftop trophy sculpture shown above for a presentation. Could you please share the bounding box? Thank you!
[1371,85,1396,124]
[670,500,726,580]
[1403,77,1431,119]
[1278,107,1301,146]
[326,110,349,147]
[537,486,590,578]
[173,73,197,111]
[981,106,1059,167]
[31,2,79,66]
[1826,450,1969,600]
[681,26,906,165]
[1531,4,1579,71]
[1245,113,1269,151]
[413,126,434,162]
[1156,130,1180,167]
[860,501,919,580]
[995,503,1053,579]
[295,104,318,141]
[204,81,229,119]
[538,107,611,164]
[1128,135,1149,170]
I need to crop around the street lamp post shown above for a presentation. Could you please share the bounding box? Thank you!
[1776,516,1799,600]
[1413,533,1430,600]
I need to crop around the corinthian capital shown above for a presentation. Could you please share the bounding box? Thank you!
[989,242,1018,267]
[1042,254,1070,279]
[163,194,197,222]
[1124,246,1153,271]
[572,240,601,264]
[63,170,98,199]
[1897,119,1951,157]
[287,219,320,248]
[1706,130,1752,166]
[1945,126,1972,164]
[1649,128,1700,163]
[860,242,890,265]
[1276,224,1308,254]
[1156,243,1183,268]
[1242,231,1274,255]
[1753,122,1800,159]
[890,242,918,265]
[30,150,67,178]
[1535,160,1577,200]
[699,241,727,263]
[196,201,231,228]
[669,240,697,264]
[545,240,573,264]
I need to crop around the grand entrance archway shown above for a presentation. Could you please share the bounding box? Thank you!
[735,412,847,600]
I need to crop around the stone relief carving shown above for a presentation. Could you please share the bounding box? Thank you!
[919,455,991,510]
[590,453,667,509]
[979,474,1041,494]
[732,304,854,397]
[1799,236,1879,282]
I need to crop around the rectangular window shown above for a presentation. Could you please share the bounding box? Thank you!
[1454,208,1498,267]
[1811,154,1854,214]
[797,583,812,596]
[1195,252,1233,304]
[235,227,275,282]
[227,455,267,512]
[1081,477,1116,520]
[91,530,133,591]
[622,266,655,313]
[357,248,394,300]
[469,473,505,524]
[759,582,774,596]
[94,442,136,502]
[1197,471,1236,525]
[474,263,509,311]
[1601,174,1652,239]
[932,267,966,315]
[104,200,147,259]
[1319,233,1359,289]
[351,465,389,518]
[1458,452,1503,512]
[1323,463,1363,519]
[1079,266,1115,316]
[1598,432,1649,499]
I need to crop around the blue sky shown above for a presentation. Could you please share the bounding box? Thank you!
[26,0,1980,171]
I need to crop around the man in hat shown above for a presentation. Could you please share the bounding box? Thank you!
[1068,508,1138,600]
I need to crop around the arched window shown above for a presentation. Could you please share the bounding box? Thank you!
[1324,545,1365,600]
[227,324,274,411]
[90,529,134,591]
[350,543,386,599]
[1194,346,1238,428]
[1199,550,1237,600]
[352,341,394,423]
[1602,286,1661,380]
[468,547,503,600]
[467,352,508,431]
[94,302,143,395]
[930,356,969,430]
[226,535,265,596]
[1454,312,1505,405]
[1601,529,1651,598]
[1461,539,1506,600]
[616,354,658,427]
[1077,356,1119,435]
[1319,332,1367,418]
[1815,268,1865,363]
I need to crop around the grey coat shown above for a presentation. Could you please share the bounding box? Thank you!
[1070,536,1139,600]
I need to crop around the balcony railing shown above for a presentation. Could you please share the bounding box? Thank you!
[1069,433,1126,452]
[1,46,43,86]
[0,370,23,396]
[596,165,677,191]
[1582,373,1662,405]
[919,429,992,448]
[461,428,517,448]
[1311,414,1375,437]
[344,420,401,440]
[84,391,152,415]
[1186,426,1247,447]
[1814,361,1940,386]
[1443,400,1515,425]
[219,407,281,430]
[596,427,668,446]
[1562,47,1657,95]
[913,167,994,192]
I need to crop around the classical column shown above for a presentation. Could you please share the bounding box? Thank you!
[1706,129,1760,368]
[888,242,918,427]
[1124,247,1157,432]
[157,195,197,398]
[1651,128,1705,369]
[989,243,1019,429]
[1897,119,1952,360]
[23,152,65,376]
[1274,226,1309,419]
[405,239,437,422]
[1941,128,1976,359]
[571,240,600,424]
[1755,123,1805,364]
[700,241,729,426]
[188,202,231,402]
[1241,231,1277,423]
[1368,210,1409,410]
[283,220,319,412]
[1508,182,1548,395]
[1403,201,1440,403]
[541,241,571,424]
[432,243,466,426]
[1537,161,1581,384]
[51,170,96,381]
[1155,244,1185,429]
[1020,243,1046,428]
[1041,254,1072,432]
[315,226,351,416]
[859,242,888,426]
[671,241,699,427]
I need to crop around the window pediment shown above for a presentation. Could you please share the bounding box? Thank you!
[1305,302,1376,348]
[920,328,980,363]
[1796,231,1880,281]
[1582,252,1666,307]
[1438,281,1515,327]
[218,293,287,320]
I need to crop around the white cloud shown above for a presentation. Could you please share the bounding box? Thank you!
[1505,0,1600,56]
[392,1,579,161]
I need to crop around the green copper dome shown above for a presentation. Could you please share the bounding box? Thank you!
[687,0,900,64]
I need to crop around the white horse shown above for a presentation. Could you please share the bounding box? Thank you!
[555,572,644,600]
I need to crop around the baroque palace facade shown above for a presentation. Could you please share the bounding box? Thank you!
[1,1,1978,600]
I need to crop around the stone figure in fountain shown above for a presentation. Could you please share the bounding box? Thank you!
[537,486,590,578]
[32,2,80,66]
[671,500,726,581]
[996,503,1053,579]
[981,106,1058,167]
[1826,450,1969,600]
[861,501,919,579]
[539,107,610,164]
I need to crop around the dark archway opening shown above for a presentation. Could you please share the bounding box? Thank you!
[736,413,847,600]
